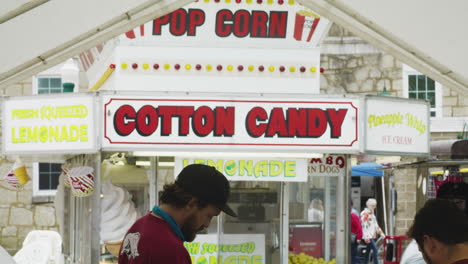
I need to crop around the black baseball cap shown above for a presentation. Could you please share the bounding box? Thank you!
[175,164,237,217]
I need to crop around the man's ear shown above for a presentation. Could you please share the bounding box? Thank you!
[185,198,199,211]
[422,235,438,256]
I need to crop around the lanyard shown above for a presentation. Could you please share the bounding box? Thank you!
[152,206,186,242]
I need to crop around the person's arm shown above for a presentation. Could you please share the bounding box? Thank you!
[351,214,363,242]
[375,217,385,237]
[356,216,363,241]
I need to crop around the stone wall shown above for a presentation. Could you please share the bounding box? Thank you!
[442,87,468,117]
[0,162,59,255]
[0,78,58,255]
[393,167,418,235]
[320,53,403,96]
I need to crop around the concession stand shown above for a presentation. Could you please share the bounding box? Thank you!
[1,1,430,264]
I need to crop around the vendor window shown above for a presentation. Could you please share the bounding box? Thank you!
[403,65,442,117]
[34,77,63,94]
[32,162,62,198]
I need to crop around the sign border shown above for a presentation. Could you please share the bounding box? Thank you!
[103,97,359,147]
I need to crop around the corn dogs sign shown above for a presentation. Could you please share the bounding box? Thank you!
[121,2,330,48]
[102,95,359,152]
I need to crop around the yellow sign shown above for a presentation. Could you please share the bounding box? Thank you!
[10,104,89,144]
[367,112,426,135]
[3,95,96,154]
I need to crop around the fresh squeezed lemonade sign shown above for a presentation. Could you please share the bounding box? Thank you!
[184,234,265,264]
[3,95,96,154]
[365,97,429,154]
[175,157,308,182]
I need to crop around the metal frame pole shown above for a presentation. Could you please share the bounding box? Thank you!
[280,182,289,264]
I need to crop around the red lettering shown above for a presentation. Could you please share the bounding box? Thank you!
[158,106,177,136]
[216,9,232,37]
[215,10,287,39]
[136,105,158,136]
[233,10,250,37]
[214,107,235,136]
[187,9,205,36]
[326,109,348,138]
[287,108,307,137]
[114,105,136,136]
[192,106,215,136]
[266,108,288,137]
[153,14,170,35]
[171,9,187,36]
[154,9,205,36]
[307,109,327,137]
[269,11,287,38]
[310,158,322,164]
[336,156,345,168]
[251,11,268,37]
[177,106,194,136]
[246,107,267,137]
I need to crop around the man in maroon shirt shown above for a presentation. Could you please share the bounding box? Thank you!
[118,164,237,264]
[407,199,468,264]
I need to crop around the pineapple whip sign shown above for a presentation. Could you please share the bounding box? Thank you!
[184,234,265,264]
[175,157,308,182]
[103,96,359,153]
[3,95,96,154]
[365,97,430,155]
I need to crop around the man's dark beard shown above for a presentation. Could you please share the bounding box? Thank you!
[181,214,199,242]
[421,247,433,264]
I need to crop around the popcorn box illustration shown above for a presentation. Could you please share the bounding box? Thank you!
[4,170,20,189]
[13,158,30,185]
[62,166,71,187]
[68,166,95,197]
[294,10,321,42]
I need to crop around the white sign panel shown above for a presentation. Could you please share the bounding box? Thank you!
[308,155,346,177]
[120,2,330,49]
[3,94,97,154]
[184,234,265,264]
[175,157,308,182]
[102,95,360,153]
[365,96,430,155]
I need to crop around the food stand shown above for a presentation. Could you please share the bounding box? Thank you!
[1,2,431,264]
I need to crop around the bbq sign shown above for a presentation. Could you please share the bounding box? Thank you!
[103,95,359,152]
[120,2,330,49]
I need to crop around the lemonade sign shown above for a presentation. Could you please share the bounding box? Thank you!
[2,94,97,154]
[184,234,265,264]
[175,157,308,182]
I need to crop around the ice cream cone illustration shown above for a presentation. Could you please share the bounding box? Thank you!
[101,179,137,256]
[68,166,95,197]
[13,158,30,185]
[294,10,320,42]
[105,241,123,256]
